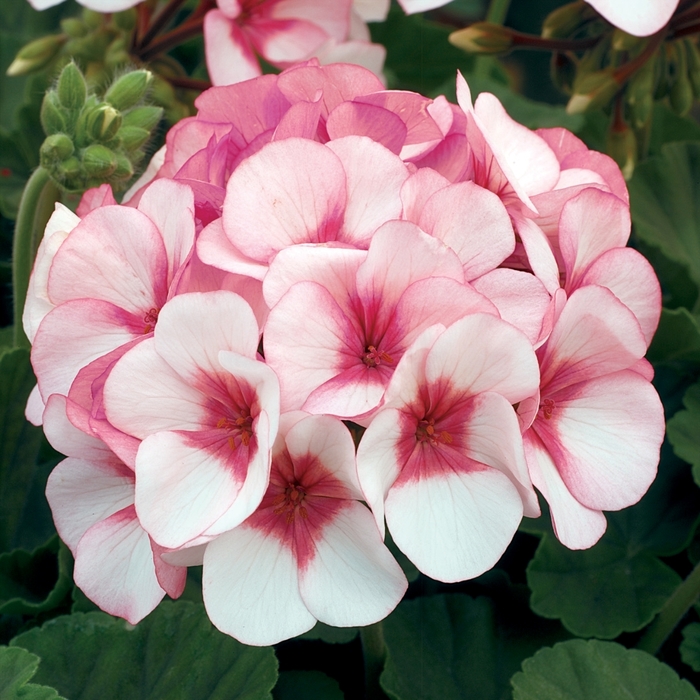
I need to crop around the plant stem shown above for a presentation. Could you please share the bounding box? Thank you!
[637,559,700,655]
[137,0,190,50]
[138,16,205,61]
[485,0,512,26]
[12,167,59,349]
[361,621,387,700]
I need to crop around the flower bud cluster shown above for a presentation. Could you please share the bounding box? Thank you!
[39,62,162,192]
[24,62,663,645]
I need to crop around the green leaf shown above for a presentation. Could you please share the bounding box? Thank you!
[298,621,358,644]
[272,671,343,700]
[11,602,278,700]
[629,142,700,312]
[511,639,700,700]
[649,103,700,157]
[0,645,64,700]
[380,593,567,700]
[647,308,700,364]
[0,536,72,616]
[680,622,700,672]
[0,348,56,554]
[668,381,700,485]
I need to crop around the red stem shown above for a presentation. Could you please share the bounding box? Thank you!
[167,75,212,91]
[508,28,599,51]
[137,0,190,50]
[669,20,700,39]
[137,16,205,61]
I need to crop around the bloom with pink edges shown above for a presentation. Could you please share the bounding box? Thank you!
[43,394,186,624]
[357,316,540,583]
[203,0,359,85]
[104,291,280,550]
[28,178,197,416]
[263,221,498,418]
[585,0,679,37]
[198,134,411,277]
[203,413,406,645]
[522,285,665,550]
[27,0,139,10]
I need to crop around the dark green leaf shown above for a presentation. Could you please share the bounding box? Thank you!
[0,645,64,700]
[0,536,72,615]
[381,593,567,700]
[272,671,343,700]
[629,142,700,312]
[511,639,700,699]
[649,104,700,157]
[647,308,700,364]
[0,348,56,553]
[681,622,700,673]
[298,621,358,644]
[668,381,700,486]
[11,602,278,700]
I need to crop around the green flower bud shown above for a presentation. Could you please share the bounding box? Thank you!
[87,104,123,142]
[60,18,87,38]
[57,155,81,181]
[669,42,694,116]
[40,92,68,135]
[684,39,700,98]
[653,44,670,99]
[57,62,87,111]
[607,123,636,180]
[112,153,134,182]
[542,1,596,39]
[449,23,513,55]
[567,69,619,114]
[626,55,656,128]
[73,95,100,148]
[116,125,150,151]
[112,8,137,32]
[122,105,163,132]
[82,144,118,178]
[40,134,75,171]
[105,70,153,111]
[612,30,646,53]
[105,37,131,70]
[82,9,103,30]
[6,34,67,76]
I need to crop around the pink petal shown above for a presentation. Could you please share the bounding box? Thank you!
[222,138,347,261]
[425,314,540,404]
[204,11,261,86]
[48,206,168,314]
[197,219,269,281]
[539,286,647,394]
[580,247,661,347]
[327,102,407,154]
[203,526,316,645]
[418,181,515,280]
[523,431,607,550]
[326,136,409,246]
[400,168,451,224]
[535,370,664,511]
[386,467,522,582]
[300,502,406,626]
[559,189,630,291]
[246,18,329,63]
[74,506,166,624]
[272,99,322,141]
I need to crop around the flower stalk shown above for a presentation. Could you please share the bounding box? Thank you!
[361,621,387,700]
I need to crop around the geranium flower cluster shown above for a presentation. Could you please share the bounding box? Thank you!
[25,60,664,645]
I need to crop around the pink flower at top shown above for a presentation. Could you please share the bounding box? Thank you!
[203,0,355,85]
[27,0,138,10]
[203,413,407,645]
[104,291,280,550]
[357,316,540,582]
[262,220,498,419]
[521,285,664,549]
[43,394,185,624]
[585,0,679,37]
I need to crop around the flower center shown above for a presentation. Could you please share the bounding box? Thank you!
[362,345,394,368]
[142,307,160,334]
[540,398,555,420]
[415,418,453,446]
[217,412,253,450]
[272,482,309,524]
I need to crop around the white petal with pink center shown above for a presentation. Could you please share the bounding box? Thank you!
[203,415,406,645]
[104,291,280,549]
[358,315,540,581]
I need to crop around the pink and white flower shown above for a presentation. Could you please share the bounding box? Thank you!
[104,291,280,550]
[357,315,540,582]
[584,0,679,37]
[44,394,186,624]
[203,413,406,645]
